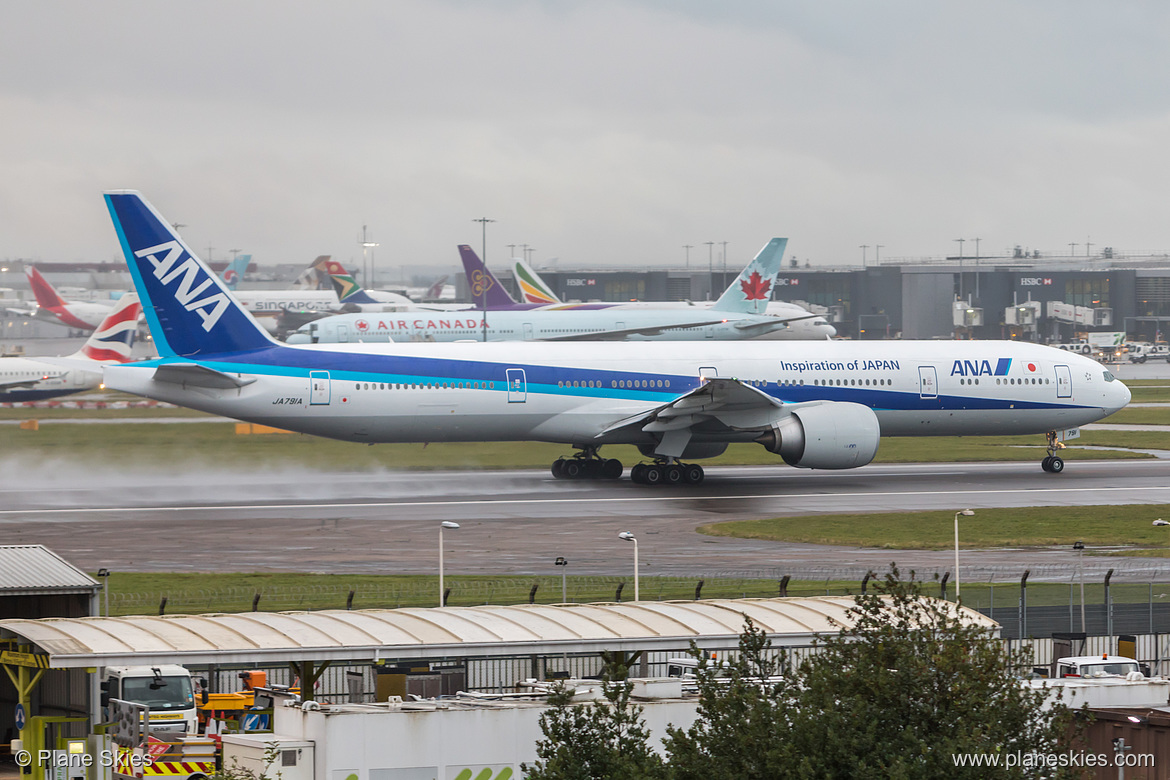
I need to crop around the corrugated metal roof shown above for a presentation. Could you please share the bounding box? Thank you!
[0,597,997,668]
[0,545,99,595]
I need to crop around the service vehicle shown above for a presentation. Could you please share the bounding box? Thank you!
[1053,654,1144,679]
[102,665,200,735]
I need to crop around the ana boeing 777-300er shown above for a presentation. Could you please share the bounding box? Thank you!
[0,293,140,402]
[102,191,1130,485]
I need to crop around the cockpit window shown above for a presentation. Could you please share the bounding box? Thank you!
[1103,371,1116,382]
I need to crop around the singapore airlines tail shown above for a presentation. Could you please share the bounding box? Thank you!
[710,238,788,314]
[104,191,278,358]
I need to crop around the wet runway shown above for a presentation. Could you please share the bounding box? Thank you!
[4,458,1170,581]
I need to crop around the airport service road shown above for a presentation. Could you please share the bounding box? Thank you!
[3,459,1170,580]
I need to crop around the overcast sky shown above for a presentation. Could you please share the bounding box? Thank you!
[3,1,1170,278]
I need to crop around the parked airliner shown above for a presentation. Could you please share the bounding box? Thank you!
[0,293,140,402]
[102,191,1129,485]
[511,255,838,340]
[23,265,116,331]
[287,239,814,343]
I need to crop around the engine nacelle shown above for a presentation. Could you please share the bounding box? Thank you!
[638,442,728,460]
[755,401,880,469]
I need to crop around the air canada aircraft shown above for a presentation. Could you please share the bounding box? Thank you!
[288,239,820,343]
[103,191,1130,485]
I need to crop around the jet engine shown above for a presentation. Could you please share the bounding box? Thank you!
[755,401,880,469]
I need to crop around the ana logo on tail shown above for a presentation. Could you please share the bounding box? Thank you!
[135,241,231,332]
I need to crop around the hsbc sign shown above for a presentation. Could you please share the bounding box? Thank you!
[1019,277,1053,286]
[774,278,801,286]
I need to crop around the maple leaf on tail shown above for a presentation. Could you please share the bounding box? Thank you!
[739,270,771,300]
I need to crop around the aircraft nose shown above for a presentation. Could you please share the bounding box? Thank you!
[821,321,837,338]
[1107,380,1132,415]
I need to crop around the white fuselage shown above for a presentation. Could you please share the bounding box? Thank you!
[289,308,793,344]
[104,339,1128,450]
[0,356,98,402]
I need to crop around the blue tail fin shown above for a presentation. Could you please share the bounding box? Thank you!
[458,245,518,309]
[220,254,251,290]
[104,191,278,357]
[711,238,788,313]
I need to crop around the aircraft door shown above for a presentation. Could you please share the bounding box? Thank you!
[506,368,527,403]
[918,366,938,399]
[523,323,534,340]
[336,324,349,343]
[1055,364,1072,398]
[309,370,331,405]
[72,370,86,387]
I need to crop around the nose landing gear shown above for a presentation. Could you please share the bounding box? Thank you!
[551,447,623,480]
[1041,431,1065,473]
[630,458,705,485]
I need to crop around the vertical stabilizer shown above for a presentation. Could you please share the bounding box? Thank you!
[75,293,141,362]
[220,254,251,291]
[25,265,69,309]
[458,245,519,309]
[104,191,278,357]
[513,259,562,304]
[316,257,380,304]
[711,238,788,314]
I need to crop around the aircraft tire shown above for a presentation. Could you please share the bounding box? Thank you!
[643,465,664,485]
[1041,456,1052,472]
[1048,456,1065,473]
[602,458,623,480]
[564,460,584,479]
[552,459,566,479]
[581,459,603,479]
[683,464,705,484]
[630,463,647,484]
[664,465,684,484]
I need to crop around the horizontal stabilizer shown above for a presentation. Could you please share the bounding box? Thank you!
[538,319,729,341]
[153,363,257,389]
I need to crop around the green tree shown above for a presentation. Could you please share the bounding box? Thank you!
[522,673,667,780]
[665,567,1082,780]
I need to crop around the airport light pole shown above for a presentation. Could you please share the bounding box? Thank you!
[720,241,728,280]
[683,244,693,269]
[472,218,495,264]
[439,521,460,607]
[704,242,715,300]
[954,509,974,599]
[619,532,639,602]
[875,245,884,265]
[361,225,379,288]
[555,556,568,602]
[859,245,868,267]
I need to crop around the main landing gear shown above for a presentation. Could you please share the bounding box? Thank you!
[551,448,623,480]
[630,458,705,486]
[1041,431,1065,474]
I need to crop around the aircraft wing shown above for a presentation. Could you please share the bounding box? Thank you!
[152,363,258,390]
[0,376,56,390]
[597,377,784,457]
[5,306,36,318]
[535,319,731,341]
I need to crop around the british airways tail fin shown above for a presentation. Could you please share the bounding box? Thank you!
[315,257,380,304]
[711,238,788,314]
[513,258,561,304]
[220,254,251,290]
[72,293,141,362]
[458,245,518,309]
[25,265,68,309]
[104,191,278,358]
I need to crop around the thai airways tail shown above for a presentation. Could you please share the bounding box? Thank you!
[104,190,279,358]
[457,245,519,309]
[314,257,381,304]
[25,265,69,309]
[220,254,251,290]
[72,293,141,363]
[710,238,788,314]
[513,258,561,304]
